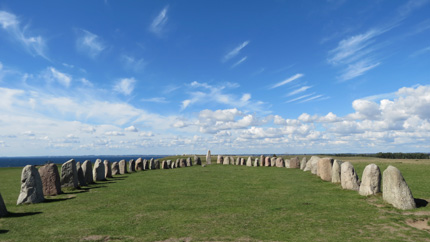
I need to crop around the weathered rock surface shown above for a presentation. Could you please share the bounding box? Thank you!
[0,193,7,217]
[93,159,106,181]
[17,165,44,205]
[129,159,136,172]
[76,162,87,187]
[194,155,201,166]
[285,159,290,168]
[175,159,180,168]
[300,157,307,170]
[39,163,62,196]
[206,150,212,165]
[217,155,223,164]
[180,158,187,168]
[270,157,276,167]
[149,158,155,170]
[290,157,300,169]
[104,160,112,178]
[253,158,259,167]
[331,160,343,184]
[359,164,381,196]
[166,160,172,169]
[143,159,149,170]
[260,155,265,166]
[61,159,79,188]
[82,160,94,184]
[235,157,240,165]
[119,159,128,174]
[275,157,284,168]
[186,157,192,167]
[135,158,144,171]
[304,156,318,172]
[161,160,167,169]
[229,156,235,165]
[222,156,229,165]
[383,166,416,210]
[265,157,271,167]
[241,158,246,166]
[341,162,361,191]
[318,158,334,181]
[111,162,119,175]
[154,160,160,169]
[246,157,253,167]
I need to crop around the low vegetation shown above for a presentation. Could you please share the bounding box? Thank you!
[0,155,429,241]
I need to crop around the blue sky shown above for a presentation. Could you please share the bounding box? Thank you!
[0,0,429,156]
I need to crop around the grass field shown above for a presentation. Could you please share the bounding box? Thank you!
[0,155,430,241]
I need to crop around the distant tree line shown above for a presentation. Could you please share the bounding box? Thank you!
[328,152,430,159]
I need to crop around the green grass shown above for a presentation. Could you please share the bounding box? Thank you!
[1,156,430,241]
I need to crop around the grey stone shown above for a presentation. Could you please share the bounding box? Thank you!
[285,159,290,168]
[223,156,230,165]
[304,156,320,174]
[270,157,276,167]
[175,159,180,168]
[135,158,144,171]
[76,162,87,187]
[111,162,119,175]
[318,158,334,181]
[119,159,128,174]
[39,163,62,196]
[186,157,192,167]
[179,158,186,168]
[217,155,223,164]
[17,165,44,205]
[340,162,361,191]
[236,157,241,165]
[229,156,235,165]
[383,166,416,210]
[331,160,343,184]
[253,158,259,167]
[194,155,202,166]
[290,157,300,169]
[154,160,160,169]
[300,157,307,170]
[260,155,265,166]
[82,160,94,184]
[206,150,211,165]
[246,157,252,167]
[359,164,381,196]
[265,157,271,167]
[240,158,245,166]
[129,159,136,172]
[0,193,7,217]
[104,160,112,178]
[61,159,79,188]
[275,157,284,168]
[93,159,106,181]
[143,159,149,170]
[149,158,155,170]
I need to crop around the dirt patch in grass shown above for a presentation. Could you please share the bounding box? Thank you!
[80,235,110,241]
[155,237,192,242]
[406,218,430,232]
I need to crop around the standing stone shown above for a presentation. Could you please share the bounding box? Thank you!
[143,159,149,170]
[304,156,320,174]
[246,157,253,167]
[318,158,334,182]
[240,158,246,166]
[61,159,79,189]
[194,155,202,166]
[175,159,180,168]
[76,162,87,187]
[17,165,44,204]
[265,157,271,167]
[82,160,94,184]
[180,158,186,168]
[161,160,167,169]
[119,160,128,174]
[359,164,381,196]
[270,157,276,167]
[149,158,155,170]
[331,160,343,184]
[206,150,212,165]
[135,158,144,171]
[186,157,193,167]
[340,162,361,191]
[129,159,136,172]
[382,166,416,210]
[39,163,62,196]
[253,158,259,167]
[171,159,177,168]
[229,156,235,165]
[285,159,290,168]
[0,193,7,217]
[290,157,300,169]
[275,157,285,168]
[166,160,172,169]
[154,160,160,169]
[104,160,112,178]
[260,155,265,166]
[93,159,106,181]
[300,157,307,170]
[235,157,240,165]
[111,162,119,175]
[223,156,229,165]
[217,155,223,164]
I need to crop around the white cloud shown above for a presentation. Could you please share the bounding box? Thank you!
[76,29,106,58]
[339,59,380,81]
[47,67,72,87]
[286,93,314,103]
[125,125,138,132]
[287,86,312,96]
[114,77,136,95]
[0,10,48,59]
[199,108,242,122]
[223,41,250,62]
[121,54,146,72]
[141,97,168,103]
[105,131,125,136]
[80,78,93,87]
[231,56,248,68]
[271,73,304,89]
[410,46,430,57]
[150,6,169,36]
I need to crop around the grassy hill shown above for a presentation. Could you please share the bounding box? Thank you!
[0,155,430,241]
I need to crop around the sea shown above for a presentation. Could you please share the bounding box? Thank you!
[0,155,167,168]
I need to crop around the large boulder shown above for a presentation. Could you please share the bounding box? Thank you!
[223,156,230,165]
[265,157,271,167]
[318,158,334,182]
[206,150,211,165]
[194,155,201,166]
[149,158,155,170]
[240,158,246,166]
[359,164,381,196]
[186,157,193,167]
[285,159,291,168]
[61,159,79,188]
[39,163,62,196]
[17,165,44,205]
[175,159,180,168]
[304,156,319,172]
[382,166,416,210]
[229,156,235,165]
[331,160,343,184]
[119,160,128,174]
[129,159,136,172]
[154,160,160,169]
[93,159,106,181]
[275,157,284,168]
[111,162,119,175]
[180,158,187,168]
[76,162,87,187]
[0,193,7,217]
[270,157,276,167]
[135,158,144,171]
[340,162,361,191]
[217,155,223,164]
[260,155,265,166]
[253,158,259,167]
[290,157,300,169]
[143,159,149,170]
[300,157,307,170]
[161,160,167,169]
[166,160,172,169]
[235,157,240,165]
[246,157,253,167]
[82,160,94,184]
[104,160,112,178]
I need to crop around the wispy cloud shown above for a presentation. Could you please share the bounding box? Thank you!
[114,77,136,95]
[121,54,146,72]
[339,59,380,81]
[271,73,304,89]
[299,94,324,103]
[141,97,169,103]
[76,29,106,58]
[231,56,247,68]
[0,10,48,60]
[223,41,250,62]
[48,67,72,88]
[150,6,169,36]
[286,93,314,103]
[287,86,312,96]
[410,46,430,57]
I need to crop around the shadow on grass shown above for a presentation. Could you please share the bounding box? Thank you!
[44,197,76,203]
[6,211,42,218]
[414,198,428,208]
[0,230,9,234]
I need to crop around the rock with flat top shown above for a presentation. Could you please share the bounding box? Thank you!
[17,165,44,205]
[39,163,62,196]
[341,162,361,191]
[290,157,300,169]
[382,166,416,210]
[359,164,381,196]
[275,157,284,168]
